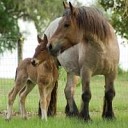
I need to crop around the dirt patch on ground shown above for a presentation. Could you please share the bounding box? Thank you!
[0,110,64,119]
[0,110,38,119]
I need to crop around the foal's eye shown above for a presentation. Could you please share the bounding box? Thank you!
[64,23,70,28]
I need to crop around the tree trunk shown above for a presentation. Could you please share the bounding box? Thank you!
[17,37,24,65]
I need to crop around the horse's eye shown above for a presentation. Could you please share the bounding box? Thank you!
[64,23,70,28]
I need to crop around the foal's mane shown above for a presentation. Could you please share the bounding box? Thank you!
[64,6,112,43]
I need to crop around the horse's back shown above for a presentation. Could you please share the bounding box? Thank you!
[81,31,119,76]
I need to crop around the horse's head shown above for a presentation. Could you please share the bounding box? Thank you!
[31,34,49,66]
[47,2,83,56]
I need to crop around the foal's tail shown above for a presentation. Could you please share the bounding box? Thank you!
[15,67,26,97]
[38,80,58,117]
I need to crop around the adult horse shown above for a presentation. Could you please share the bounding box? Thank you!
[47,2,119,120]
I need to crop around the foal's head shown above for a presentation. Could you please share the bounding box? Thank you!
[31,34,49,66]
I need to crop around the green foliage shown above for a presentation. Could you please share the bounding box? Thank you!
[118,66,126,74]
[98,0,128,40]
[0,0,64,54]
[0,0,20,53]
[12,0,64,32]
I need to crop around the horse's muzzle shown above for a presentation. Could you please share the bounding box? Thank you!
[31,59,37,67]
[47,43,62,57]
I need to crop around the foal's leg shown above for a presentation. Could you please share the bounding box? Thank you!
[6,77,26,120]
[102,74,116,119]
[79,70,91,121]
[6,87,14,120]
[38,84,47,121]
[64,73,79,116]
[19,81,35,119]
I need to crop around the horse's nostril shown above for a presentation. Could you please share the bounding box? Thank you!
[31,60,36,66]
[48,44,53,51]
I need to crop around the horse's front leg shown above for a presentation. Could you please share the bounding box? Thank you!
[79,70,91,121]
[64,73,79,117]
[102,74,116,119]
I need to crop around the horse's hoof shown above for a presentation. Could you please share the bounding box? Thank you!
[79,113,91,121]
[66,111,79,117]
[102,116,116,120]
[102,112,115,120]
[23,116,28,120]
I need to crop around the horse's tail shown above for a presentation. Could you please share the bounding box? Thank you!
[38,80,58,117]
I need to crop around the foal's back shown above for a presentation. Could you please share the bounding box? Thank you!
[16,58,37,84]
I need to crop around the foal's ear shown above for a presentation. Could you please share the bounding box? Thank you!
[37,35,43,44]
[69,2,77,16]
[63,1,69,9]
[43,34,48,46]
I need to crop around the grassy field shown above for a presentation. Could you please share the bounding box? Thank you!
[0,68,128,128]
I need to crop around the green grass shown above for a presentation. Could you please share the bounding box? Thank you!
[0,68,128,128]
[0,115,128,128]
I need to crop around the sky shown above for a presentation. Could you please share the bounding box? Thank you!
[0,0,128,78]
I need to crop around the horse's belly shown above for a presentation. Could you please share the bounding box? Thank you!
[61,62,80,75]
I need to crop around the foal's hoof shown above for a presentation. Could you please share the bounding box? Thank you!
[5,118,11,122]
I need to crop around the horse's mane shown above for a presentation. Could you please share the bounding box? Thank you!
[64,6,112,42]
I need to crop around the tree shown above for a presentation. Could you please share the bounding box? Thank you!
[0,0,64,54]
[98,0,128,40]
[0,0,19,53]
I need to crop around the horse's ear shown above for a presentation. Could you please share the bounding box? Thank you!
[63,1,69,9]
[43,34,48,45]
[69,2,76,16]
[37,35,43,44]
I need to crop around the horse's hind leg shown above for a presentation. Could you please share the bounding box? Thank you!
[6,87,14,120]
[6,79,26,120]
[102,74,116,119]
[64,73,79,117]
[19,81,35,119]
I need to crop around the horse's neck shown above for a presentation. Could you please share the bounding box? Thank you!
[57,44,79,75]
